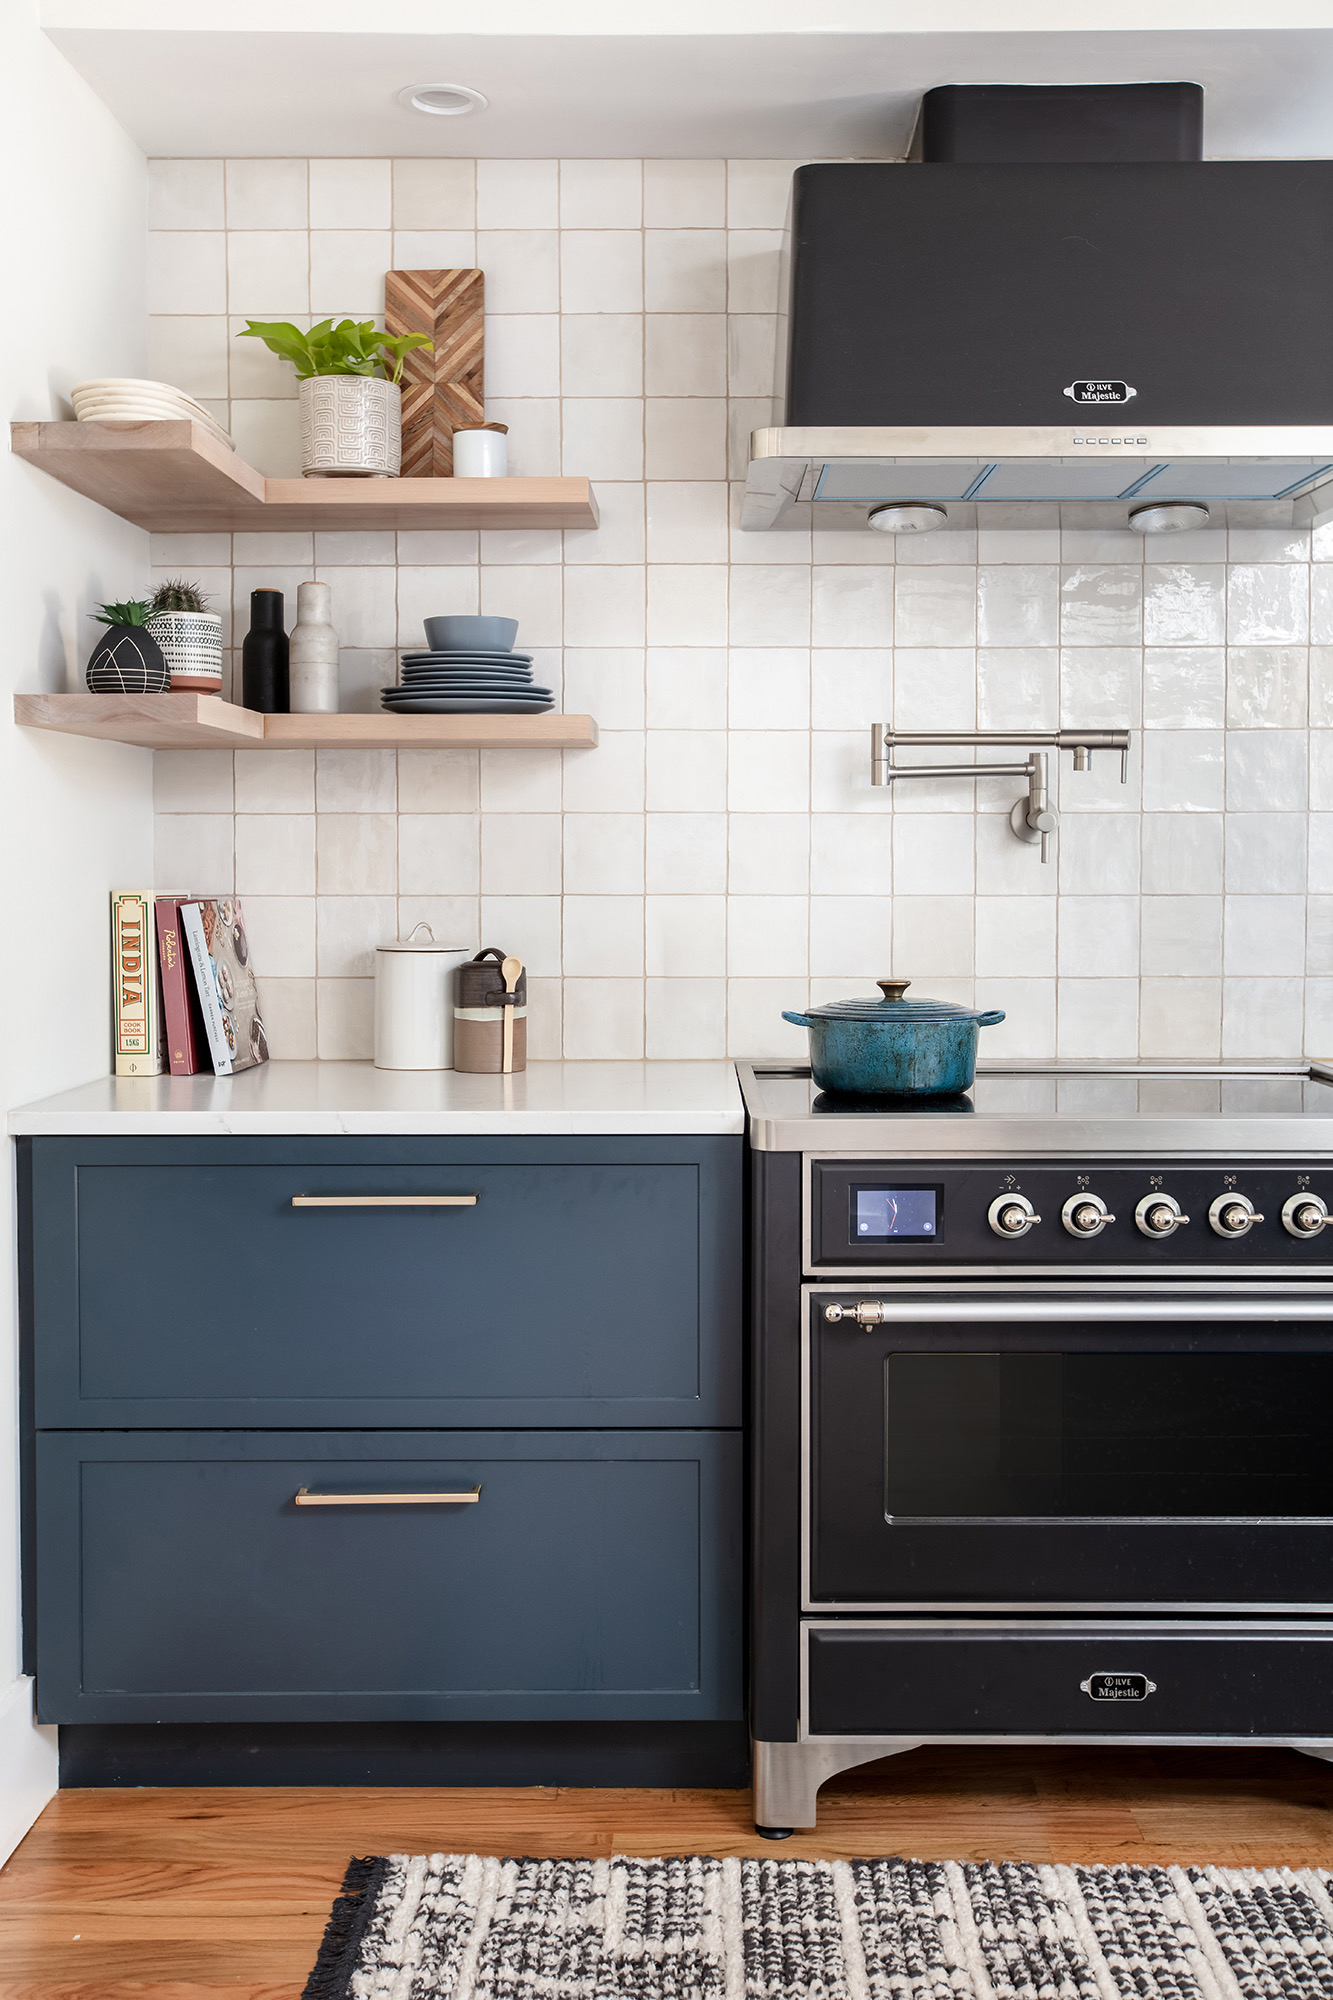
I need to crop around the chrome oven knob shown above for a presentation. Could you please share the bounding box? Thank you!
[988,1194,1040,1238]
[1061,1192,1115,1238]
[1134,1193,1189,1238]
[1208,1192,1265,1238]
[1282,1193,1332,1239]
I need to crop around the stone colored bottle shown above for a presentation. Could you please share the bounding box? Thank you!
[288,580,340,714]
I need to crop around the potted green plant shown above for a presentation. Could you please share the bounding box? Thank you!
[237,319,432,479]
[146,578,223,692]
[86,600,170,694]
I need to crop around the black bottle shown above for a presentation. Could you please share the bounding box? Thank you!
[241,589,289,712]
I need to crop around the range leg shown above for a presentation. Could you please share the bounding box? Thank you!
[751,1738,925,1835]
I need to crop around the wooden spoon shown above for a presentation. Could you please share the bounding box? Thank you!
[501,955,522,1072]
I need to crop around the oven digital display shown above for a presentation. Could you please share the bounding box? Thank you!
[854,1187,938,1239]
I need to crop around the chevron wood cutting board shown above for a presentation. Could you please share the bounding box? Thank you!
[385,268,484,478]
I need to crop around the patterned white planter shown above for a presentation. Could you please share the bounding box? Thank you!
[144,611,224,691]
[299,375,402,478]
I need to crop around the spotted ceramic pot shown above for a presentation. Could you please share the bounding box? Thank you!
[144,610,223,690]
[299,375,401,478]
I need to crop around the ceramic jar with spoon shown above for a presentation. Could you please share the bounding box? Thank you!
[453,947,527,1073]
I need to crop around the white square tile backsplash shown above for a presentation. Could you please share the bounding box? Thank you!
[147,152,1333,1060]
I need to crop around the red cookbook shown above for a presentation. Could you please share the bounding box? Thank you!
[155,895,208,1076]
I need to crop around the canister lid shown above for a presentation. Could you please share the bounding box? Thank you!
[457,945,527,1006]
[377,922,469,954]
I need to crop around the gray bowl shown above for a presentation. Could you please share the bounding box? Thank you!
[424,615,518,652]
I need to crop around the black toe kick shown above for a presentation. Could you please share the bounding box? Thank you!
[59,1720,752,1790]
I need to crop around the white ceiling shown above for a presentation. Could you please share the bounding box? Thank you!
[42,23,1333,159]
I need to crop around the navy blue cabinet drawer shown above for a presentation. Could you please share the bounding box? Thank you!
[29,1137,741,1426]
[35,1430,742,1723]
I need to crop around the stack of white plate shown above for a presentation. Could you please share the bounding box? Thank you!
[71,379,234,452]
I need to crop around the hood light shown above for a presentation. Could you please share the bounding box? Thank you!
[868,502,948,534]
[398,84,488,117]
[1129,501,1210,534]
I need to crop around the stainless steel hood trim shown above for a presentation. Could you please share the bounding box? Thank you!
[752,425,1333,462]
[744,426,1333,529]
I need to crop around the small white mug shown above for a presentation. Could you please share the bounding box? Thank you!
[452,424,509,478]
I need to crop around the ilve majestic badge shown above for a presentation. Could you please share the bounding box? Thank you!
[1080,1671,1157,1701]
[1064,381,1138,404]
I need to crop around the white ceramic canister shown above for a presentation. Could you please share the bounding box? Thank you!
[288,580,340,713]
[451,422,508,477]
[373,925,473,1070]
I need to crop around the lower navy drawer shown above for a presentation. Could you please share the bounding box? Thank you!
[36,1431,742,1724]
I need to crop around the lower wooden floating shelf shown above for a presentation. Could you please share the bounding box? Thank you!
[14,693,598,752]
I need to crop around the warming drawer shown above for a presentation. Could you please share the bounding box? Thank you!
[804,1620,1333,1741]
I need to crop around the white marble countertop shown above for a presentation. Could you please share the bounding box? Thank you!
[7,1060,746,1137]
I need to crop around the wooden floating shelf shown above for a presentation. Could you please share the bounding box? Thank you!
[14,693,599,752]
[10,420,599,533]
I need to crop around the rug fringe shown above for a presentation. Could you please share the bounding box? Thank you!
[301,1852,388,2000]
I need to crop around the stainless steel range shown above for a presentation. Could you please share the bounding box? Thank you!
[739,1058,1333,1836]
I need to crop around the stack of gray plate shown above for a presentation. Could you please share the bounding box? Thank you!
[383,615,553,715]
[383,652,554,715]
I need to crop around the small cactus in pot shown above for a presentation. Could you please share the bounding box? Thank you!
[146,577,224,692]
[86,599,169,694]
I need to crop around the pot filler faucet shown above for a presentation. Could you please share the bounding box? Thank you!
[869,726,1132,862]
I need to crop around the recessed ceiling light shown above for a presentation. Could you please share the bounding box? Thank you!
[868,502,947,534]
[398,84,488,117]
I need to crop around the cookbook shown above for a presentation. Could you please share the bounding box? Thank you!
[180,897,269,1075]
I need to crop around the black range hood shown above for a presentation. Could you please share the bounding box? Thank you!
[742,84,1333,533]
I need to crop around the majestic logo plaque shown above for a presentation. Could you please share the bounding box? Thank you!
[1080,1671,1157,1701]
[1064,380,1138,404]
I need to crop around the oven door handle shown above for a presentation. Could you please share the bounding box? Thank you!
[824,1297,1333,1324]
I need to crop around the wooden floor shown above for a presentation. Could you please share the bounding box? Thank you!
[3,1748,1333,1998]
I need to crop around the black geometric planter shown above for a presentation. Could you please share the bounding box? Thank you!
[86,626,170,694]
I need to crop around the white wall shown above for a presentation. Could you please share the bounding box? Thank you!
[1,0,151,1861]
[41,1,1333,32]
[150,153,1333,1067]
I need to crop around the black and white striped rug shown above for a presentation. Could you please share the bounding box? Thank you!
[303,1851,1333,1999]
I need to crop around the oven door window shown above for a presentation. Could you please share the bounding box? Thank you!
[886,1352,1333,1521]
[811,1311,1333,1605]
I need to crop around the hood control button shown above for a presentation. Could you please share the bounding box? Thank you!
[1062,1193,1115,1238]
[1135,1194,1189,1238]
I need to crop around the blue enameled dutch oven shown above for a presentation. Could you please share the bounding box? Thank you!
[782,979,1005,1097]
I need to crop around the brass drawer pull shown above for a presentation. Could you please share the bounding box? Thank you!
[295,1487,481,1507]
[291,1194,479,1208]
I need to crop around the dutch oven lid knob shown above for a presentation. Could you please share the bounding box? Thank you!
[876,979,910,1002]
